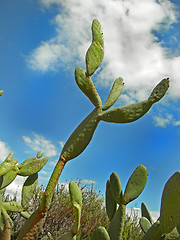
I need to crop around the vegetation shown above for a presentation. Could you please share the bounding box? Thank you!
[2,181,144,240]
[1,18,179,240]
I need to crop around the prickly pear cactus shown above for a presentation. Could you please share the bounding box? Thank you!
[104,165,148,240]
[141,172,180,240]
[0,18,170,239]
[0,152,48,239]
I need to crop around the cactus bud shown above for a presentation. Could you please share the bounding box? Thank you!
[69,181,82,234]
[36,151,43,159]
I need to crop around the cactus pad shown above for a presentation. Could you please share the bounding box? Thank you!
[123,165,147,205]
[75,66,102,108]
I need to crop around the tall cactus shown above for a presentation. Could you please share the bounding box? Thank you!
[1,18,169,239]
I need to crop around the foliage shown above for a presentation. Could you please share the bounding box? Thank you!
[0,18,174,240]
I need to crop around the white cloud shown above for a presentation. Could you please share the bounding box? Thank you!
[0,140,11,162]
[126,207,159,222]
[22,133,58,157]
[26,0,180,104]
[5,175,26,202]
[59,141,64,149]
[153,113,173,127]
[153,114,180,128]
[81,179,96,185]
[173,120,180,126]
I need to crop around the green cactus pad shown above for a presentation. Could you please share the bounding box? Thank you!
[2,202,25,212]
[91,226,110,240]
[18,157,49,176]
[21,173,38,207]
[0,90,4,96]
[69,181,82,234]
[123,165,147,205]
[148,78,170,103]
[18,157,37,169]
[159,171,180,234]
[86,19,104,76]
[20,211,31,219]
[69,182,82,207]
[105,179,117,221]
[108,204,126,240]
[61,108,101,161]
[57,231,76,240]
[140,217,152,233]
[0,165,19,190]
[75,67,102,107]
[109,172,123,205]
[0,152,15,176]
[141,202,154,225]
[102,78,124,111]
[141,220,162,240]
[100,100,153,123]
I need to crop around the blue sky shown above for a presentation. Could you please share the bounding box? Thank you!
[0,0,180,214]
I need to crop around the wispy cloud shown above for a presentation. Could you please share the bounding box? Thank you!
[0,140,11,162]
[26,0,180,104]
[153,114,180,128]
[81,179,96,185]
[153,114,173,127]
[22,133,58,157]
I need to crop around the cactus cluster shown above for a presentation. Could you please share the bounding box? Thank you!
[0,18,172,239]
[0,152,48,238]
[140,172,180,240]
[90,165,148,240]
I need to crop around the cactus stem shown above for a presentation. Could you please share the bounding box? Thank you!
[40,156,67,212]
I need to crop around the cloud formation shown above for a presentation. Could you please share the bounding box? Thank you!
[5,176,26,202]
[153,113,180,127]
[22,133,58,157]
[81,179,96,185]
[0,140,11,162]
[27,0,180,104]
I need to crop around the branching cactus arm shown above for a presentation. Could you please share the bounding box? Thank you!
[105,165,148,240]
